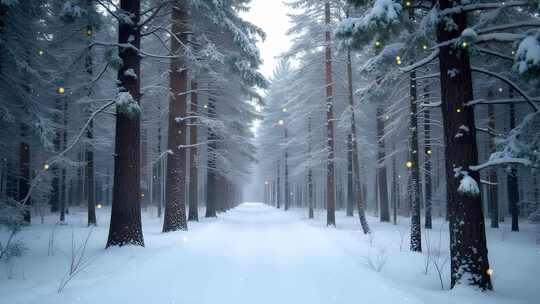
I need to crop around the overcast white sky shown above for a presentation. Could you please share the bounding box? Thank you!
[241,0,292,79]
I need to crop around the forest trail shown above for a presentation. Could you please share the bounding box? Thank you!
[3,203,535,304]
[128,202,424,304]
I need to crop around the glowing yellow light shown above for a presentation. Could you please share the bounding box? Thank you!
[427,150,432,155]
[396,55,402,65]
[456,108,462,113]
[511,50,515,55]
[282,108,287,113]
[96,204,103,209]
[203,104,208,109]
[43,163,50,171]
[86,29,93,37]
[375,41,381,47]
[486,268,493,276]
[406,161,413,169]
[38,49,44,56]
[57,87,65,94]
[278,119,284,126]
[461,41,468,48]
[422,44,428,50]
[405,1,411,7]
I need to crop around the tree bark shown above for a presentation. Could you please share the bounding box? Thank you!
[308,117,314,219]
[423,88,432,229]
[188,80,199,221]
[106,0,144,247]
[507,90,520,232]
[346,52,370,233]
[324,1,336,226]
[205,99,218,217]
[163,3,189,232]
[377,106,390,222]
[85,16,96,226]
[436,0,491,289]
[284,126,290,211]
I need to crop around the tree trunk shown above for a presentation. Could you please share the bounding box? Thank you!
[377,106,390,222]
[284,126,290,211]
[308,117,314,219]
[205,99,218,217]
[346,134,354,216]
[163,3,189,232]
[276,159,281,209]
[86,120,96,226]
[408,68,422,250]
[19,125,31,224]
[188,80,199,221]
[346,52,370,234]
[423,88,432,229]
[486,91,498,228]
[391,143,398,225]
[59,98,68,223]
[436,0,491,289]
[106,0,144,248]
[85,18,96,226]
[507,90,519,232]
[324,1,336,226]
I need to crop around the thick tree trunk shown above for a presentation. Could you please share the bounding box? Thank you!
[377,106,390,222]
[163,3,189,232]
[106,0,144,247]
[436,0,491,289]
[423,88,432,229]
[188,80,199,221]
[205,99,218,217]
[324,1,336,226]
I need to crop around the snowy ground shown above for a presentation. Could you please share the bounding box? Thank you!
[1,203,539,304]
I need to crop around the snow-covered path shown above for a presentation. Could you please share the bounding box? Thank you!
[2,202,538,304]
[98,202,421,304]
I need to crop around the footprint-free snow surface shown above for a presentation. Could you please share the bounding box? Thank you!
[1,203,538,304]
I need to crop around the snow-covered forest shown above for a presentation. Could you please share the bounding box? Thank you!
[1,0,539,303]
